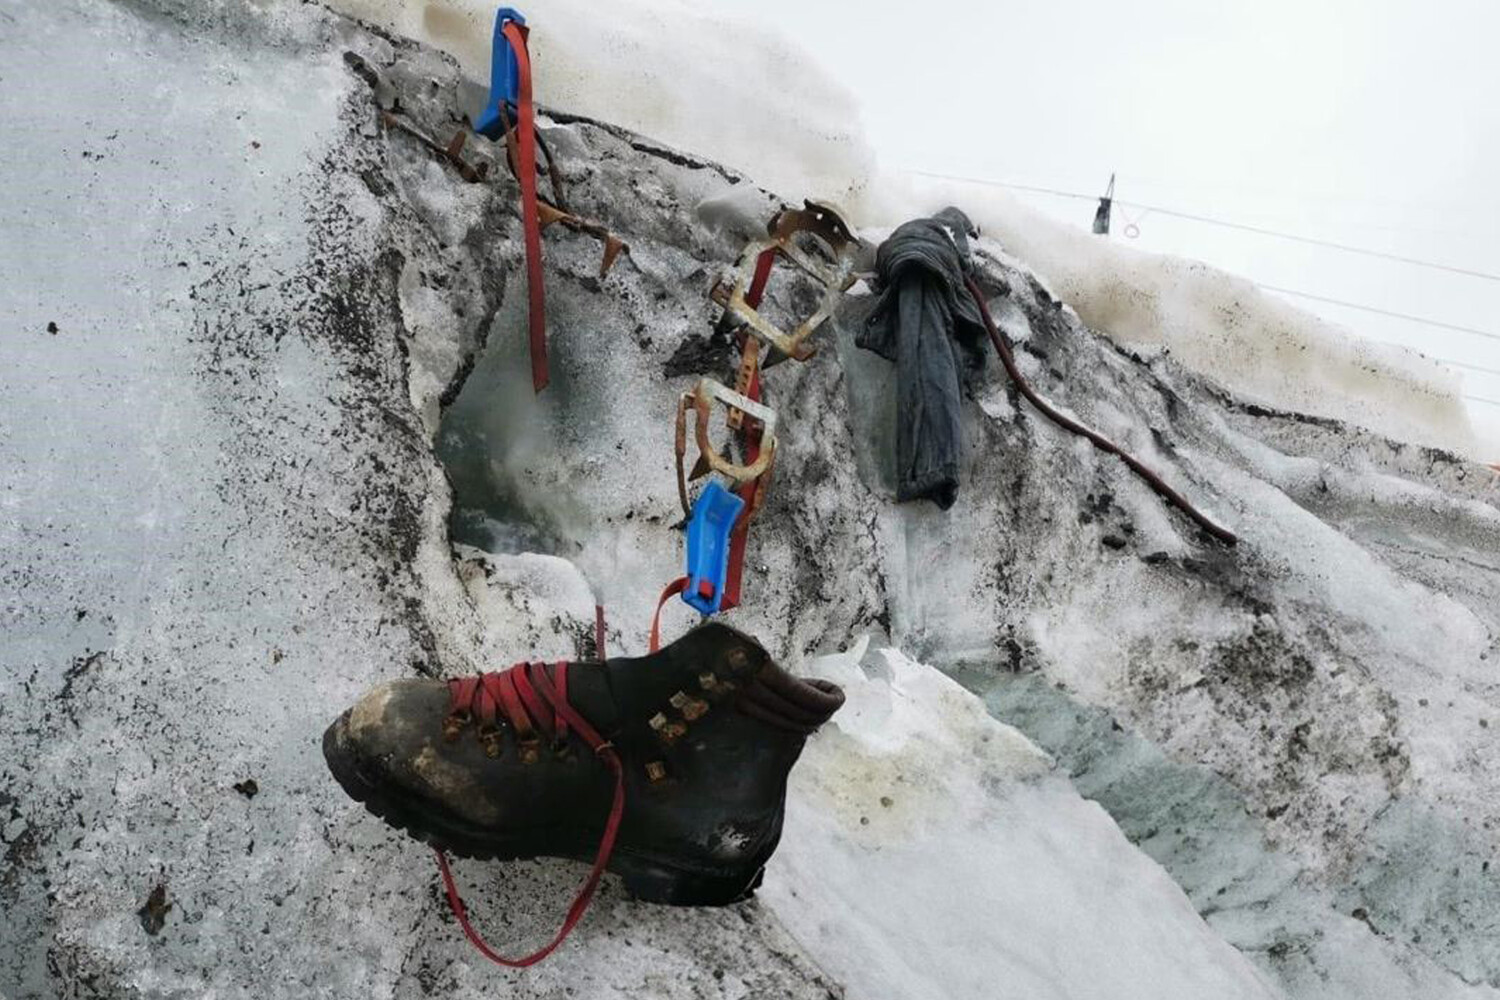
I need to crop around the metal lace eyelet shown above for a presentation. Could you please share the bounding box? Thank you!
[443,711,471,742]
[476,723,503,758]
[518,737,541,765]
[670,691,710,721]
[648,712,687,745]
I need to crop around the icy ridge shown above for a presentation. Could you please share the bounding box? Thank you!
[317,0,1484,458]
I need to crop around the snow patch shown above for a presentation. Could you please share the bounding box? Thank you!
[320,0,1487,458]
[319,0,875,205]
[764,638,1281,1000]
[874,173,1483,457]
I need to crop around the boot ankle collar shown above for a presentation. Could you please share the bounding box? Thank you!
[739,660,844,734]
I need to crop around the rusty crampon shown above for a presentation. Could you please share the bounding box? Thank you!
[673,378,778,519]
[377,105,627,280]
[378,109,491,184]
[494,103,627,279]
[710,200,860,367]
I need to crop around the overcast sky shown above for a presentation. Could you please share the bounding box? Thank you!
[711,0,1500,451]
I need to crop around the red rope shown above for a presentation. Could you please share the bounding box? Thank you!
[500,21,548,393]
[435,661,624,966]
[963,276,1237,545]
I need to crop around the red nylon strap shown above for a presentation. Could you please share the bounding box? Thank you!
[551,661,569,741]
[527,663,610,751]
[450,676,482,719]
[511,664,554,738]
[436,662,625,967]
[745,246,776,305]
[721,248,778,611]
[491,667,533,739]
[500,21,548,393]
[649,576,690,653]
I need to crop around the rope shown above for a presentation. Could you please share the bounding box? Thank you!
[964,276,1238,545]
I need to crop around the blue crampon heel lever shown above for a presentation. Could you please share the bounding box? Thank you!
[683,481,745,616]
[473,7,527,141]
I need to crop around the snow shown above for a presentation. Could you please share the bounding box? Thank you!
[5,1,1500,999]
[316,0,1487,460]
[323,0,875,206]
[765,639,1280,1000]
[0,5,844,997]
[977,672,1500,1000]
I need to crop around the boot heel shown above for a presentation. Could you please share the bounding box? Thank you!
[616,857,765,906]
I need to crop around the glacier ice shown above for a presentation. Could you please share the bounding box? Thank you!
[766,639,1281,1000]
[3,2,1500,1000]
[315,0,1488,459]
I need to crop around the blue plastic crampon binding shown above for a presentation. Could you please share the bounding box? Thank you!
[683,481,746,616]
[473,7,527,140]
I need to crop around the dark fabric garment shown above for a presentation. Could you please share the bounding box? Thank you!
[857,207,987,509]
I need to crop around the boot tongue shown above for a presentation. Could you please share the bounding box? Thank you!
[557,660,623,738]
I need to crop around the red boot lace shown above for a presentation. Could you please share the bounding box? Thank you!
[435,661,624,967]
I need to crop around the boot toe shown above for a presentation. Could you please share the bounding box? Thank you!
[323,679,500,827]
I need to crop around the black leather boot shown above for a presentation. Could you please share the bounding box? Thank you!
[323,622,843,907]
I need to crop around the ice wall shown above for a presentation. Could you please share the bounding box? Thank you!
[316,0,1485,459]
[7,1,1500,997]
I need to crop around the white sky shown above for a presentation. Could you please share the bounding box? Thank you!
[710,0,1500,451]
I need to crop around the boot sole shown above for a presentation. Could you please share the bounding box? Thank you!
[322,713,765,907]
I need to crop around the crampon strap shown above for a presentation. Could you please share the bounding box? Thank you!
[720,247,777,610]
[498,20,548,393]
[435,660,624,966]
[649,576,690,653]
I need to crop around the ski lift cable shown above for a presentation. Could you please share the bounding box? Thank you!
[1127,205,1500,283]
[1260,286,1500,344]
[908,171,1500,283]
[907,171,1500,345]
[905,171,1500,394]
[1440,358,1500,378]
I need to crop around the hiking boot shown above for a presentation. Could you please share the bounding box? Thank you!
[322,622,843,907]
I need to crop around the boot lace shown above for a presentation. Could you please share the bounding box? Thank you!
[434,661,624,967]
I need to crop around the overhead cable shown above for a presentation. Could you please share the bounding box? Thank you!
[910,170,1500,282]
